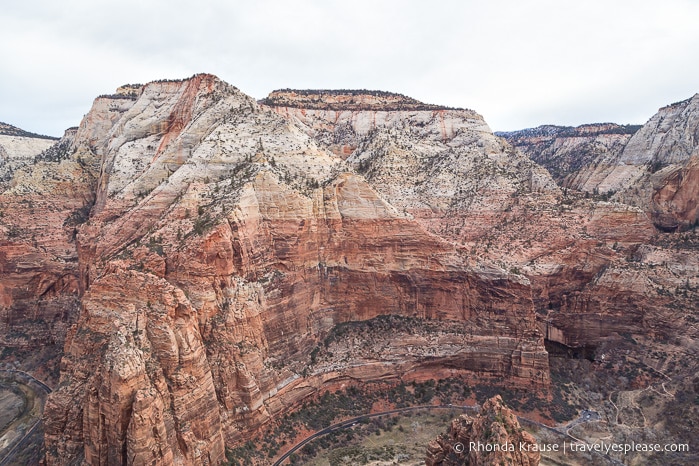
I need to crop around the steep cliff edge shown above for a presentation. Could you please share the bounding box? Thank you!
[495,103,699,465]
[31,76,548,465]
[497,100,699,346]
[0,125,95,383]
[265,93,699,466]
[263,90,665,351]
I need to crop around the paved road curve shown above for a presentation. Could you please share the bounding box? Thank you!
[0,369,52,466]
[273,404,623,466]
[0,369,52,395]
[273,404,477,466]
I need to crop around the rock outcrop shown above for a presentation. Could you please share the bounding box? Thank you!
[611,95,699,198]
[650,154,699,230]
[260,88,454,111]
[426,395,540,466]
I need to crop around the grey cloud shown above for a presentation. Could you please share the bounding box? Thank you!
[1,0,698,136]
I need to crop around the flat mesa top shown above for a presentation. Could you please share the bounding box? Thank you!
[0,122,58,140]
[260,88,464,112]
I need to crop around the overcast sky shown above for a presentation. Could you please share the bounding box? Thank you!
[2,0,699,137]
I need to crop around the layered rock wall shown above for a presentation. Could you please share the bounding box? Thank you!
[496,123,639,191]
[36,77,549,464]
[0,127,95,381]
[4,78,696,465]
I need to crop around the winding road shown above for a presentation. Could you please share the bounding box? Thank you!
[0,369,52,466]
[272,404,478,465]
[273,404,622,466]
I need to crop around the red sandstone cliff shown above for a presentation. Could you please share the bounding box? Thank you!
[0,126,94,383]
[26,76,548,465]
[0,78,696,465]
[263,90,675,351]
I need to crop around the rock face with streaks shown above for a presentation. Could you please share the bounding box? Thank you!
[263,90,669,352]
[650,154,699,230]
[261,89,475,159]
[263,90,560,243]
[2,77,697,465]
[0,125,92,383]
[426,395,540,466]
[21,76,549,465]
[265,89,698,416]
[496,123,640,191]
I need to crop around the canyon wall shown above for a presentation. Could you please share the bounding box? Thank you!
[496,123,639,191]
[501,95,699,231]
[266,89,696,360]
[1,78,697,464]
[0,126,94,382]
[16,76,548,465]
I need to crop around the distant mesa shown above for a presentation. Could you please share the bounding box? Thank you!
[0,121,59,140]
[496,122,642,142]
[260,88,464,111]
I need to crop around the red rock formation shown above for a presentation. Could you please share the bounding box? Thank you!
[0,127,94,382]
[45,270,225,465]
[426,395,541,466]
[264,90,669,351]
[34,76,550,465]
[1,78,694,465]
[651,154,699,231]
